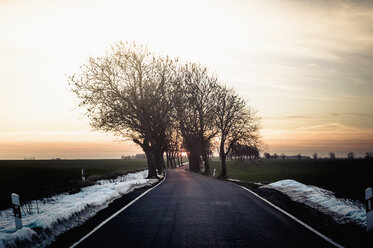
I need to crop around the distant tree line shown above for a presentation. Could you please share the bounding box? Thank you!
[70,42,261,178]
[365,152,373,159]
[121,153,147,159]
[261,151,373,160]
[229,143,260,160]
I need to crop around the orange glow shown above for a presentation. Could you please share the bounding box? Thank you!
[0,141,141,159]
[0,0,372,158]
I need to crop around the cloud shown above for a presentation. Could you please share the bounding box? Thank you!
[264,115,313,120]
[328,112,372,117]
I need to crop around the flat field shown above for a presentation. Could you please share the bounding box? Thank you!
[0,159,148,209]
[210,159,373,202]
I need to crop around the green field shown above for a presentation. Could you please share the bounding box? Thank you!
[210,159,373,202]
[0,159,148,209]
[2,158,371,209]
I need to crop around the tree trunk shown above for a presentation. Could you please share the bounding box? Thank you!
[189,152,201,172]
[177,153,180,167]
[145,149,157,178]
[157,151,163,174]
[221,154,227,178]
[161,151,166,170]
[172,154,177,168]
[151,147,163,174]
[219,138,227,178]
[166,152,170,168]
[202,153,210,174]
[201,141,210,174]
[169,152,173,168]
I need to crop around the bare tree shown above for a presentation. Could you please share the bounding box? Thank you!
[164,125,182,169]
[69,41,263,178]
[215,86,261,177]
[175,63,219,173]
[69,42,177,178]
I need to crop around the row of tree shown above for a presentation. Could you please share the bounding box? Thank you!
[262,152,373,160]
[70,42,261,178]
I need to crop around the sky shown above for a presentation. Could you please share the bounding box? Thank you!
[0,0,372,159]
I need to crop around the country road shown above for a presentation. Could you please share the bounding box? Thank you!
[74,165,335,248]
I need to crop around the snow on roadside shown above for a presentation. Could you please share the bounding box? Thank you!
[0,170,158,248]
[261,179,366,226]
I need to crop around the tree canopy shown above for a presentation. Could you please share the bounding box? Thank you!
[70,41,262,178]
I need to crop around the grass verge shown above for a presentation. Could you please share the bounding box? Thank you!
[0,159,148,209]
[236,181,373,247]
[209,158,373,202]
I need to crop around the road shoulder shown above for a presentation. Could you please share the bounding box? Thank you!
[235,181,373,248]
[48,177,164,248]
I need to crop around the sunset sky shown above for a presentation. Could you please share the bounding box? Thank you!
[1,0,372,159]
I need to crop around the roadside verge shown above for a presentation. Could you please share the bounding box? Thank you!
[190,169,345,248]
[48,173,167,248]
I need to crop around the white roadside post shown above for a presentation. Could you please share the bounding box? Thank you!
[366,187,373,232]
[82,168,85,183]
[213,168,216,177]
[11,193,22,230]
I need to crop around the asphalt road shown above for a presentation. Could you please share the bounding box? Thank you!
[75,166,334,248]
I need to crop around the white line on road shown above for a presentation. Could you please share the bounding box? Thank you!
[187,169,344,248]
[69,172,167,248]
[238,185,344,248]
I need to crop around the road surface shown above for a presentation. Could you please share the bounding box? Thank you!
[75,166,334,247]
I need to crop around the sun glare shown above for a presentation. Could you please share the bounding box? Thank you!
[0,0,372,158]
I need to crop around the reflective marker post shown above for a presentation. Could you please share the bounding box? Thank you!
[366,187,373,232]
[11,193,22,230]
[82,168,85,183]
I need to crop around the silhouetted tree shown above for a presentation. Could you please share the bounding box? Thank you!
[329,152,336,160]
[70,41,264,178]
[229,143,260,160]
[215,86,261,177]
[175,63,219,173]
[297,153,302,160]
[365,152,373,160]
[164,127,181,169]
[281,153,286,159]
[247,146,260,160]
[264,152,271,160]
[313,153,318,160]
[347,152,355,160]
[69,42,177,178]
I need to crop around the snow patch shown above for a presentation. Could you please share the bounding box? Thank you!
[0,170,157,248]
[227,178,241,182]
[261,179,366,226]
[0,228,38,248]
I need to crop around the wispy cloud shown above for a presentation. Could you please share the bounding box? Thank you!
[264,115,314,120]
[328,112,373,117]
